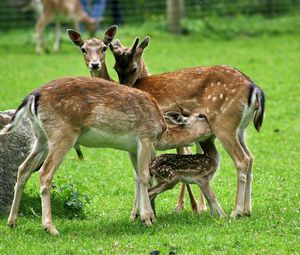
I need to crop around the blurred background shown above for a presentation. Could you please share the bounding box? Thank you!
[1,0,299,35]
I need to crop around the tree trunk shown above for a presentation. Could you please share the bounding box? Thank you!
[167,0,184,34]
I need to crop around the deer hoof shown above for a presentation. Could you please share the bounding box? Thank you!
[7,222,17,228]
[230,210,243,218]
[173,204,184,213]
[44,225,60,236]
[130,209,140,221]
[141,213,156,227]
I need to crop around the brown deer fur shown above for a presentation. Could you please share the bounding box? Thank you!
[110,37,265,218]
[0,77,212,235]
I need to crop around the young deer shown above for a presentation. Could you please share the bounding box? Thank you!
[0,77,213,235]
[34,0,97,53]
[109,37,265,219]
[68,25,118,80]
[149,137,226,218]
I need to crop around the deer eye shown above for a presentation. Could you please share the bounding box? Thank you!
[81,47,87,54]
[130,67,137,73]
[102,46,107,52]
[198,114,206,119]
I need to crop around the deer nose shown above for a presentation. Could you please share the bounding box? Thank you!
[91,62,100,70]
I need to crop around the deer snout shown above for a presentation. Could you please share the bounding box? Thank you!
[89,62,101,70]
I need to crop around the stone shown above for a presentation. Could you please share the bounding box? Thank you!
[0,110,35,214]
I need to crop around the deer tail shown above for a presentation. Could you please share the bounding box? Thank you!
[248,83,265,132]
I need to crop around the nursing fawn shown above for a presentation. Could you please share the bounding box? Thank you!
[149,137,226,218]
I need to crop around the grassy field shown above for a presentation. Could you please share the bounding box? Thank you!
[0,24,299,255]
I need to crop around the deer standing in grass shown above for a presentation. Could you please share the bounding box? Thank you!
[0,77,213,235]
[149,137,226,218]
[109,37,265,219]
[33,0,97,53]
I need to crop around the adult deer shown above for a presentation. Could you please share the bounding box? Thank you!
[33,0,97,53]
[0,77,212,235]
[109,37,265,218]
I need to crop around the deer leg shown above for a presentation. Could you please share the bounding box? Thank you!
[217,132,250,218]
[7,139,48,227]
[35,12,52,54]
[196,142,207,212]
[238,129,253,216]
[53,22,62,52]
[174,146,196,212]
[137,138,155,226]
[174,183,186,212]
[149,180,178,216]
[39,133,77,235]
[195,179,226,218]
[186,184,200,213]
[128,152,140,221]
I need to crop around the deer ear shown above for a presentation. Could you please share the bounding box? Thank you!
[67,29,84,47]
[165,112,187,125]
[137,36,150,55]
[103,25,118,45]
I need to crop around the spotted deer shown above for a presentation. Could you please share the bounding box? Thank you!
[33,0,97,53]
[149,137,226,218]
[0,77,213,235]
[109,37,265,219]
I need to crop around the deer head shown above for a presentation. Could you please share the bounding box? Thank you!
[110,36,150,85]
[68,25,118,78]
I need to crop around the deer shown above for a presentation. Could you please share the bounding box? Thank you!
[32,0,97,53]
[149,137,226,218]
[0,76,213,235]
[67,25,118,80]
[108,36,265,219]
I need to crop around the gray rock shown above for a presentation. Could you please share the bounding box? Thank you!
[0,110,35,214]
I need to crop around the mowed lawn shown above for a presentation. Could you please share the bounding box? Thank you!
[0,27,299,255]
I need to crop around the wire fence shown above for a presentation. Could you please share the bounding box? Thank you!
[0,0,300,30]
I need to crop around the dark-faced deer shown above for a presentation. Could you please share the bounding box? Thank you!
[68,25,118,79]
[109,37,265,219]
[0,77,213,235]
[34,0,97,53]
[149,137,226,218]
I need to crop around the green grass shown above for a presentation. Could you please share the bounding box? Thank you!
[0,23,299,254]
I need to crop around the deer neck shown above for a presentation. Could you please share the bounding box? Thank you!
[137,58,149,79]
[199,138,219,165]
[91,62,112,81]
[156,125,197,150]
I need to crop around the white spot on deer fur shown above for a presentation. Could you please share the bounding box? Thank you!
[217,82,220,85]
[220,94,223,99]
[212,97,217,102]
[208,95,211,99]
[232,89,236,93]
[206,108,210,113]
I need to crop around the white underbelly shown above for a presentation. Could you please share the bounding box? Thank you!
[77,128,138,152]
